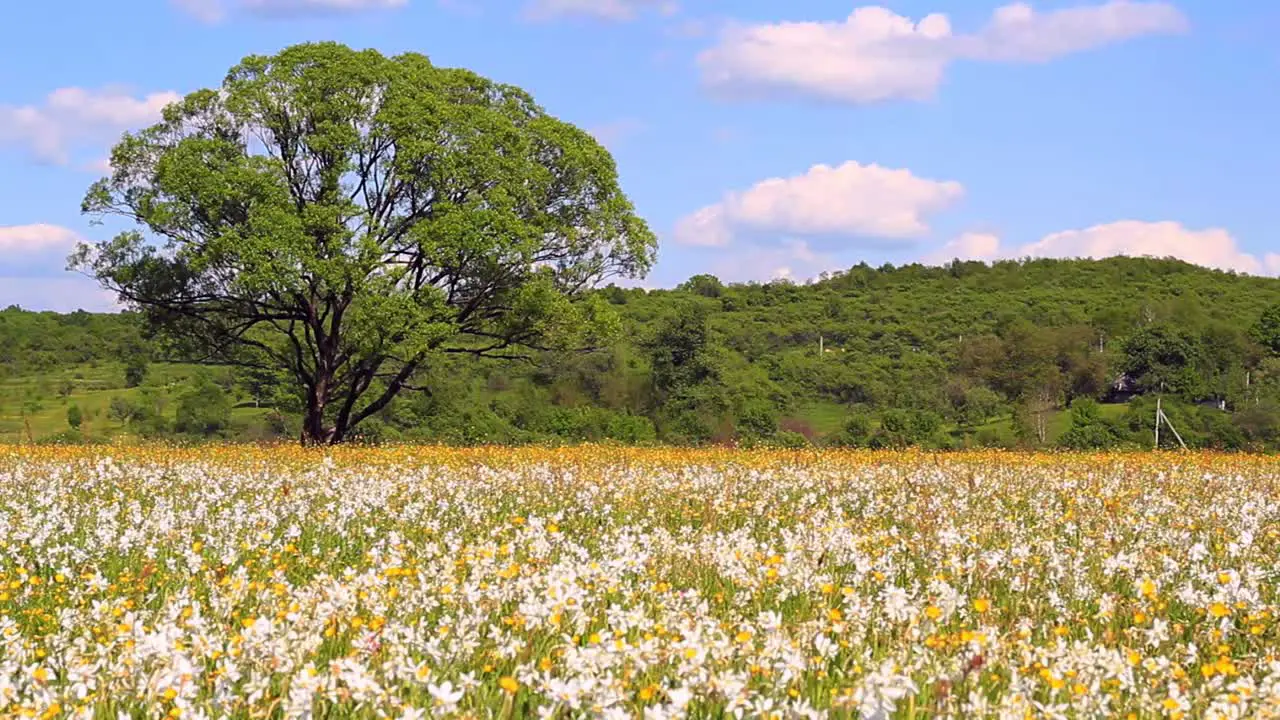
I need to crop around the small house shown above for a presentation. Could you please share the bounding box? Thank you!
[1105,373,1139,404]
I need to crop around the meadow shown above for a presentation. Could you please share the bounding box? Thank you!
[0,446,1277,719]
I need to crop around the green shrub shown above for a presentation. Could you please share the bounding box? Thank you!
[66,403,83,430]
[769,430,809,449]
[604,413,657,444]
[174,377,232,437]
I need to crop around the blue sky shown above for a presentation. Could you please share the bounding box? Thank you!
[1,0,1278,311]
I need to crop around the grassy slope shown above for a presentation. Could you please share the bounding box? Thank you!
[0,362,272,443]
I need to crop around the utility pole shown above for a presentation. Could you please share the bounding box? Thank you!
[1154,397,1159,449]
[1155,397,1188,450]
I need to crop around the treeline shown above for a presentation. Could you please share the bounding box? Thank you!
[6,256,1280,450]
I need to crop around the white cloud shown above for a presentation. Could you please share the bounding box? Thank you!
[962,1,1189,62]
[0,224,82,254]
[524,0,677,21]
[0,87,180,165]
[711,238,839,283]
[924,231,1002,264]
[926,221,1279,275]
[0,225,117,312]
[699,1,1188,103]
[0,277,120,313]
[673,161,963,246]
[174,0,406,22]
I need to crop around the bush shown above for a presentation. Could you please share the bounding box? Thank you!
[66,403,83,430]
[769,430,809,449]
[107,396,137,424]
[735,401,778,439]
[174,377,232,437]
[544,407,596,441]
[875,409,942,448]
[974,427,1005,448]
[1058,398,1120,450]
[1233,403,1280,448]
[347,418,401,445]
[37,429,82,445]
[604,413,657,444]
[1199,411,1245,451]
[659,409,717,445]
[124,358,148,388]
[957,386,1003,428]
[777,417,817,443]
[265,410,290,438]
[828,413,873,448]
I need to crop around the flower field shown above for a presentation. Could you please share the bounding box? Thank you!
[0,447,1278,719]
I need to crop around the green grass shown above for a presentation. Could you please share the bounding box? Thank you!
[788,400,849,436]
[0,362,273,443]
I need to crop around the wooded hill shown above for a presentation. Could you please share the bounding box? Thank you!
[6,256,1280,449]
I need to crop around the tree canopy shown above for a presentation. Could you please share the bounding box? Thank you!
[71,42,656,444]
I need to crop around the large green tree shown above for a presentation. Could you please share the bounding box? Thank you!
[1121,324,1204,397]
[1252,303,1280,356]
[71,43,656,445]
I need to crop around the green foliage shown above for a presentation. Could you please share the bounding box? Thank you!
[107,396,137,425]
[1058,398,1121,450]
[827,413,874,448]
[948,382,1004,429]
[124,356,148,388]
[1121,324,1205,397]
[1232,403,1280,449]
[678,274,724,298]
[604,413,657,444]
[66,404,83,430]
[735,400,778,439]
[1252,303,1280,356]
[7,256,1280,449]
[769,430,809,449]
[174,376,232,437]
[872,408,942,449]
[36,429,89,446]
[647,303,720,404]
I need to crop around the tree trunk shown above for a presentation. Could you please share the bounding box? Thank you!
[301,381,337,446]
[301,407,334,446]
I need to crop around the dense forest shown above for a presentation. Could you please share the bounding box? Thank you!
[6,256,1280,450]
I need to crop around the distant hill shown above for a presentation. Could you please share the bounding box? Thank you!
[4,256,1280,449]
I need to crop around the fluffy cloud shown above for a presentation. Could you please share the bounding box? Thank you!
[0,87,180,165]
[698,1,1188,103]
[927,221,1280,275]
[174,0,406,22]
[0,224,82,254]
[673,161,963,247]
[923,231,1002,264]
[524,0,676,22]
[709,239,839,283]
[0,225,114,312]
[962,1,1189,62]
